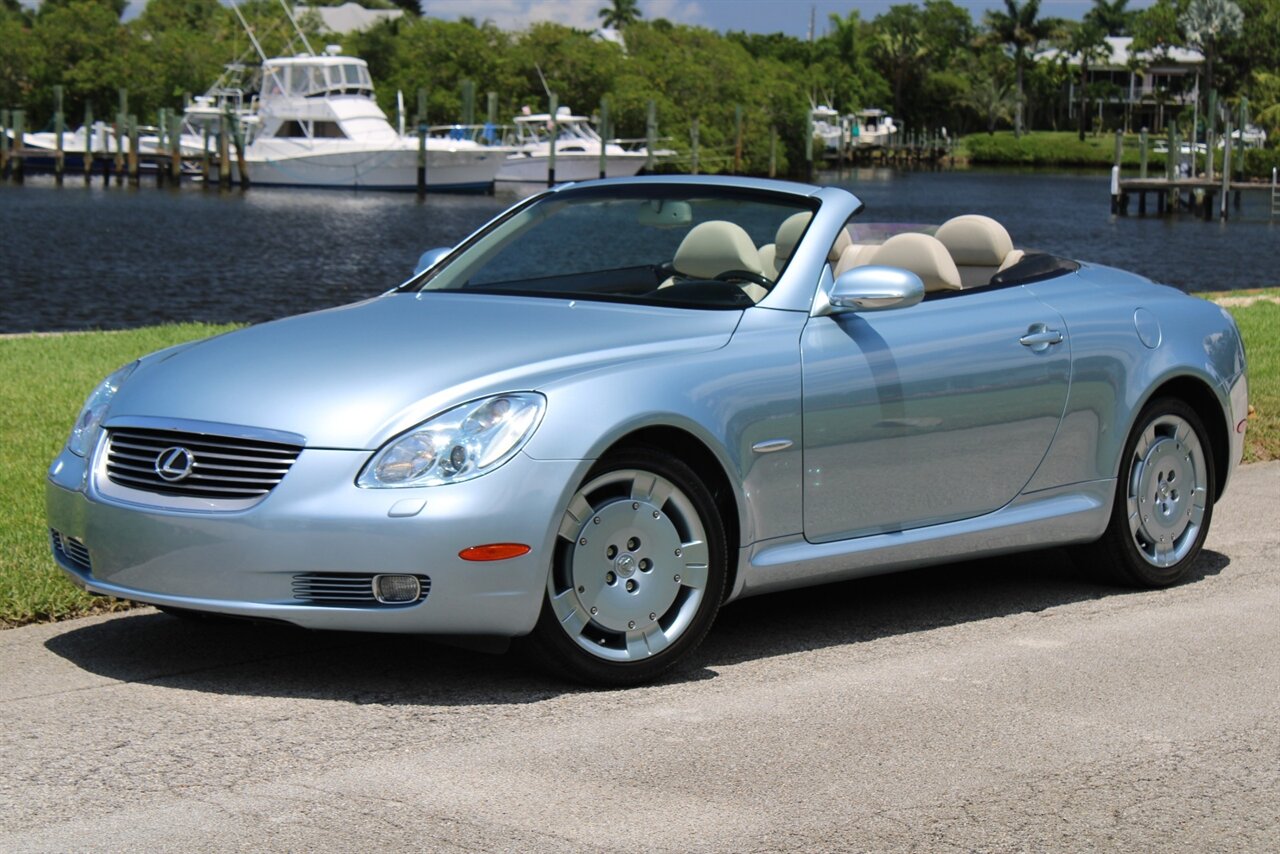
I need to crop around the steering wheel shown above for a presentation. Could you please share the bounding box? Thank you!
[714,269,774,288]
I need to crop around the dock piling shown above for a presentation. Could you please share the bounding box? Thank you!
[83,105,93,184]
[598,97,608,180]
[547,92,558,187]
[645,101,656,174]
[53,86,65,184]
[733,105,743,175]
[169,112,182,185]
[804,109,814,181]
[113,113,124,184]
[231,115,248,189]
[11,109,24,183]
[690,116,699,176]
[416,88,426,197]
[1,109,9,180]
[1220,118,1232,221]
[200,124,210,186]
[127,115,139,186]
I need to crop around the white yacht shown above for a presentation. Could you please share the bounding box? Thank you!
[188,53,508,191]
[851,108,897,148]
[496,107,651,183]
[810,105,844,154]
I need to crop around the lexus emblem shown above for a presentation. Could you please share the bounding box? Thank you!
[155,447,196,482]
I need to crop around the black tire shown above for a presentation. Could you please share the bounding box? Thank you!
[523,446,727,687]
[1077,397,1215,587]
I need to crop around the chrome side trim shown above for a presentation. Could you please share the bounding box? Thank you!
[751,439,794,454]
[734,479,1114,600]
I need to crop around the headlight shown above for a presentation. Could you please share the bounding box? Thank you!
[67,361,138,457]
[357,393,545,488]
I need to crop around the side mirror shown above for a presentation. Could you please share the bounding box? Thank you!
[414,247,452,276]
[827,265,925,313]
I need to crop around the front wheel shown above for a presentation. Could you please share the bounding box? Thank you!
[524,447,727,686]
[1078,397,1215,587]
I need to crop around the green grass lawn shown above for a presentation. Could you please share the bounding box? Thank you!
[1,301,1275,629]
[0,324,238,627]
[958,130,1280,178]
[1200,289,1280,462]
[960,130,1142,169]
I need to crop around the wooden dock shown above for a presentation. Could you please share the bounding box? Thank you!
[1115,176,1280,220]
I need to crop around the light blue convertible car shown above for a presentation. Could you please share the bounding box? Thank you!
[47,176,1249,685]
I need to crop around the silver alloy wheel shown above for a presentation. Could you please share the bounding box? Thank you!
[1125,413,1209,567]
[548,468,710,662]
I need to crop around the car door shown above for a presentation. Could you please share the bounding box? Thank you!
[800,285,1070,543]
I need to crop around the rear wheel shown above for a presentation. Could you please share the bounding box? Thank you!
[1080,397,1214,587]
[525,447,727,686]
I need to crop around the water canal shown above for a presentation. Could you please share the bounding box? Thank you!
[2,169,1278,333]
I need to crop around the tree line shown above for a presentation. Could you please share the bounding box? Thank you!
[2,0,1278,175]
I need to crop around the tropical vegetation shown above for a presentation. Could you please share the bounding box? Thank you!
[2,0,1280,175]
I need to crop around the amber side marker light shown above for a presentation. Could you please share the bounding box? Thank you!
[459,543,531,562]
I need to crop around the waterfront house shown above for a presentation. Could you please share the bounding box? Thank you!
[1041,36,1204,133]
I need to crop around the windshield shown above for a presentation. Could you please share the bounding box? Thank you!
[411,186,819,310]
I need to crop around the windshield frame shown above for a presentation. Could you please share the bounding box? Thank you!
[399,183,822,311]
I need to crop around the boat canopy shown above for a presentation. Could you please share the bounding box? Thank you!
[262,56,374,99]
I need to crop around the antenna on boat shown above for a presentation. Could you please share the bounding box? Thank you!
[228,1,289,96]
[230,1,269,63]
[278,0,317,57]
[534,63,552,99]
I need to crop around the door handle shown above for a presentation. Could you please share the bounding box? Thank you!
[1020,325,1064,351]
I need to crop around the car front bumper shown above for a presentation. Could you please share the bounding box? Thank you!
[46,442,585,635]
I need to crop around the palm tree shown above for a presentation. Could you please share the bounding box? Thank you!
[984,0,1059,137]
[1085,0,1133,37]
[963,73,1017,134]
[1062,21,1110,140]
[598,0,642,30]
[872,10,928,118]
[827,10,862,70]
[1179,0,1243,106]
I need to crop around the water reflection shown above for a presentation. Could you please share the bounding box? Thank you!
[1,169,1276,333]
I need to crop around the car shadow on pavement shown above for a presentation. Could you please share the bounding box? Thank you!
[43,547,1228,703]
[700,547,1228,670]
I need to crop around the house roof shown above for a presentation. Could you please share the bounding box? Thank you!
[294,3,403,34]
[1040,36,1203,69]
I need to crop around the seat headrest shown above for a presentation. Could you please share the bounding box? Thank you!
[773,212,811,264]
[674,220,764,279]
[828,227,852,263]
[934,215,1014,267]
[869,233,962,292]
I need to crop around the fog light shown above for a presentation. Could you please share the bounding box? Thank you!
[372,574,421,603]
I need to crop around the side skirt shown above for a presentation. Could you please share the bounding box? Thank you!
[732,479,1115,601]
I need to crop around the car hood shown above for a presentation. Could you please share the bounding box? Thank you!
[108,293,742,449]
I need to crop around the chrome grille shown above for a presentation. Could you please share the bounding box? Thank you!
[292,573,431,606]
[104,428,302,500]
[51,529,92,573]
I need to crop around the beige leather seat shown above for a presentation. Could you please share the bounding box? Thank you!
[833,242,877,277]
[933,215,1024,288]
[665,220,769,302]
[759,212,811,278]
[759,215,852,279]
[837,232,962,293]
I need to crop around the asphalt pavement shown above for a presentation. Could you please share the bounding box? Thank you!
[3,462,1278,852]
